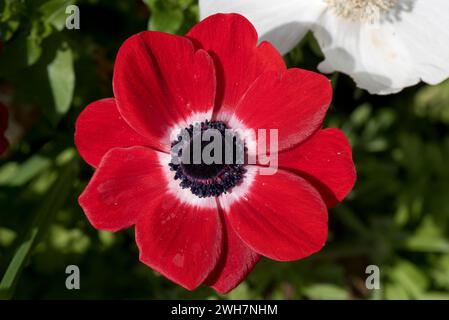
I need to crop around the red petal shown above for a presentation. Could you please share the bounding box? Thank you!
[222,169,328,261]
[206,215,260,294]
[113,31,216,148]
[279,128,356,207]
[233,68,332,151]
[75,98,150,168]
[187,13,285,118]
[135,195,222,291]
[79,146,167,232]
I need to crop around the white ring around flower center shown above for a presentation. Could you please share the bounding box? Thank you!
[325,0,398,22]
[160,112,258,210]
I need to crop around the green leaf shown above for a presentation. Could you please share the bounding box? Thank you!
[0,159,78,299]
[303,284,348,300]
[0,0,25,34]
[350,103,372,127]
[389,260,429,299]
[0,155,51,187]
[26,19,53,65]
[404,237,449,253]
[0,228,17,247]
[414,79,449,124]
[40,0,75,31]
[419,292,449,300]
[47,42,75,116]
[385,284,409,300]
[226,283,254,300]
[0,0,24,41]
[307,33,324,58]
[25,34,43,65]
[145,0,184,34]
[430,255,449,289]
[402,217,449,253]
[49,225,90,254]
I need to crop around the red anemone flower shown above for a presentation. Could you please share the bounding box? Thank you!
[75,13,356,293]
[0,102,8,155]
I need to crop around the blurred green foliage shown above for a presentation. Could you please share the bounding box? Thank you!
[1,0,449,300]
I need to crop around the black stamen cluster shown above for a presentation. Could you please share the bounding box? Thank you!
[168,120,246,198]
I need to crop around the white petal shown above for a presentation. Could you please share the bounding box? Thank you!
[314,1,449,94]
[393,0,449,85]
[199,0,326,55]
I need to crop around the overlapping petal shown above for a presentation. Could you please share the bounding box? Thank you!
[187,13,286,119]
[205,216,260,294]
[221,168,328,261]
[232,68,332,151]
[75,98,150,168]
[79,146,168,232]
[135,195,222,290]
[113,31,216,149]
[278,128,356,208]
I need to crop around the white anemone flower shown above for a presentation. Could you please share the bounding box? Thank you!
[200,0,449,95]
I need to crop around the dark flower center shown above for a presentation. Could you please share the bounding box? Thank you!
[169,120,246,198]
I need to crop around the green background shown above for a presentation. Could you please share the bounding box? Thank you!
[1,0,449,300]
